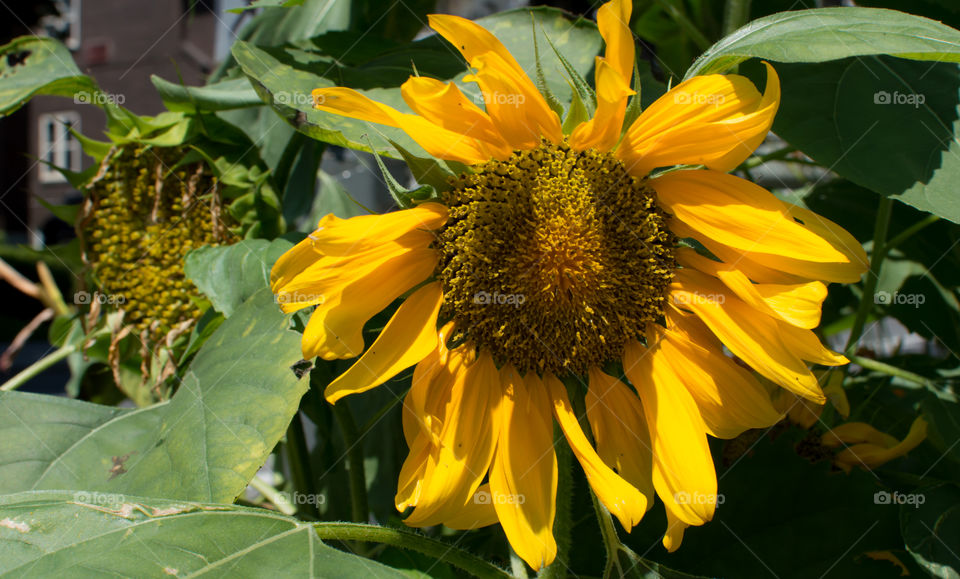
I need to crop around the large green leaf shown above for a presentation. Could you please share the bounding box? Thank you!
[677,8,960,222]
[232,6,605,159]
[184,239,294,317]
[901,483,960,578]
[769,55,960,223]
[0,491,406,578]
[686,7,960,77]
[0,36,97,117]
[150,77,263,112]
[0,290,307,502]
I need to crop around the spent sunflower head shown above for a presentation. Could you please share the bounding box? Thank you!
[271,0,869,570]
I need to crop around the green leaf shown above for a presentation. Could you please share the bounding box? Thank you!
[686,7,960,78]
[228,0,305,13]
[901,483,960,578]
[0,290,307,503]
[367,140,436,208]
[0,36,97,117]
[211,0,353,82]
[34,197,79,226]
[184,239,293,317]
[0,491,407,578]
[391,140,464,193]
[771,55,960,223]
[151,76,263,112]
[921,396,960,465]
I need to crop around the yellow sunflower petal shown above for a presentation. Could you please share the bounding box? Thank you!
[677,247,828,329]
[400,76,512,158]
[270,235,322,293]
[404,350,501,527]
[441,484,500,530]
[427,13,523,73]
[545,372,648,530]
[301,248,438,360]
[784,205,869,272]
[597,0,633,83]
[617,62,779,175]
[822,422,900,448]
[663,509,689,553]
[670,221,806,285]
[396,434,431,511]
[312,87,490,164]
[324,282,443,404]
[404,322,456,445]
[489,365,558,571]
[776,320,848,366]
[670,269,826,403]
[463,51,562,149]
[660,317,783,439]
[622,339,718,526]
[585,367,655,511]
[834,418,927,471]
[655,170,849,263]
[310,203,448,256]
[570,57,635,152]
[428,14,562,149]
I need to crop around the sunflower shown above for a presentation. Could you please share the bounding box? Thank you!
[271,0,868,570]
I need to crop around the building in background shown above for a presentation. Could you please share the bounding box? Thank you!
[1,0,220,247]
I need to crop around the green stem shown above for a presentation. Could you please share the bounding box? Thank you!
[286,412,321,520]
[651,0,711,51]
[885,214,940,251]
[248,474,296,516]
[1,343,75,391]
[509,546,530,578]
[539,429,573,578]
[312,523,512,579]
[332,400,369,523]
[850,355,935,389]
[722,0,752,36]
[591,494,624,579]
[741,145,797,169]
[845,198,893,356]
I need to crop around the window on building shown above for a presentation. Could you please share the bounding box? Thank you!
[39,0,82,51]
[37,111,82,184]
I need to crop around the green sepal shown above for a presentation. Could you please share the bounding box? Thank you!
[542,24,596,115]
[390,139,465,194]
[366,137,437,208]
[532,14,565,119]
[621,62,644,136]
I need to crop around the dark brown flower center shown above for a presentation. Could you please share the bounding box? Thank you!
[437,140,676,376]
